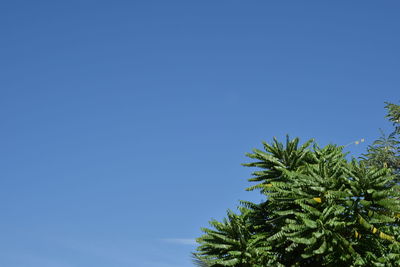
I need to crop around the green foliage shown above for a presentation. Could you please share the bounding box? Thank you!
[195,103,400,266]
[362,130,399,171]
[363,102,400,172]
[194,208,275,267]
[385,102,400,134]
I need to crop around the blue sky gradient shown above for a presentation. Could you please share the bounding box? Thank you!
[1,1,399,266]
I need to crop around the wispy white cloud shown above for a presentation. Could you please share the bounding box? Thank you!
[162,238,197,245]
[55,238,139,265]
[38,235,196,266]
[2,251,74,267]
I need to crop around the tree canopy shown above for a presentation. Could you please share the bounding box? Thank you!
[194,102,400,266]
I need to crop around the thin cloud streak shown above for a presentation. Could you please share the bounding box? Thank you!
[162,238,197,245]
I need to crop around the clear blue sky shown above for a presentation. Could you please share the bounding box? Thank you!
[1,1,399,266]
